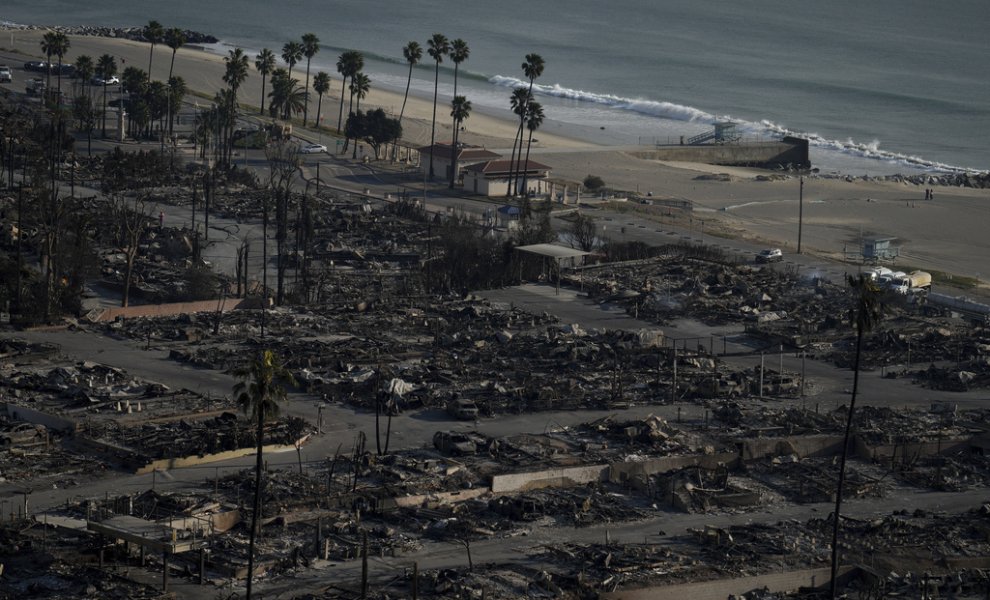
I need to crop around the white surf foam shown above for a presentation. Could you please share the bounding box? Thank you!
[489,74,979,174]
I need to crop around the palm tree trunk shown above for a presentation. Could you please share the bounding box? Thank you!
[428,62,439,178]
[506,117,524,197]
[399,63,413,123]
[304,59,311,125]
[451,66,459,134]
[337,79,347,132]
[449,121,460,189]
[260,74,267,116]
[246,392,265,600]
[522,128,536,196]
[829,324,863,599]
[316,94,323,130]
[102,84,108,137]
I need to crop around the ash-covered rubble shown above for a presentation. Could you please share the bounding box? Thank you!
[0,346,313,472]
[22,403,990,598]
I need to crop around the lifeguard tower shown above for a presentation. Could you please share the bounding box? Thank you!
[686,121,741,145]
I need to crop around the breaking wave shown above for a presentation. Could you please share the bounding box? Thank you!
[489,75,714,123]
[489,74,977,174]
[758,120,974,173]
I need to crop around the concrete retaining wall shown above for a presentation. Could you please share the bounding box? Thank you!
[134,436,310,474]
[602,565,857,600]
[392,488,489,508]
[740,435,844,461]
[609,453,738,482]
[631,137,809,169]
[86,297,260,323]
[855,436,970,463]
[491,464,609,493]
[2,402,77,433]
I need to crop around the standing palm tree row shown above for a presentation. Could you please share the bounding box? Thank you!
[40,31,70,98]
[508,53,544,196]
[231,349,295,600]
[345,71,371,155]
[448,96,472,188]
[300,33,320,126]
[508,86,531,201]
[218,47,250,167]
[336,50,363,131]
[426,33,450,178]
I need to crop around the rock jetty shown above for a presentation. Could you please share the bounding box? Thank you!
[0,23,218,45]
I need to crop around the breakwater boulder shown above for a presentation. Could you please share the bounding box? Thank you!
[0,23,218,44]
[817,170,990,189]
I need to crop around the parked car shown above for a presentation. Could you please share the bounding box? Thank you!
[23,60,48,72]
[300,143,327,154]
[433,430,487,456]
[0,66,11,83]
[0,423,47,447]
[446,397,479,420]
[55,63,75,77]
[91,75,120,86]
[756,248,783,263]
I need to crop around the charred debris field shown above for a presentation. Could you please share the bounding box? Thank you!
[3,92,990,598]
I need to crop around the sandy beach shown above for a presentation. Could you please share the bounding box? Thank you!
[4,29,990,285]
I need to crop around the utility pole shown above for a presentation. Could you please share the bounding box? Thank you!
[797,176,804,254]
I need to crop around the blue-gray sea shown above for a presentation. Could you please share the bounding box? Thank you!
[4,0,989,174]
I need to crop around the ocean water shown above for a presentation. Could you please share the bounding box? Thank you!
[3,0,989,174]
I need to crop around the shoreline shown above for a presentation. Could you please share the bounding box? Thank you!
[0,27,589,152]
[5,22,987,175]
[3,29,990,284]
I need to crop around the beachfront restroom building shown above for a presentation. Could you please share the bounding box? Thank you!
[417,143,552,197]
[462,159,552,197]
[417,143,500,185]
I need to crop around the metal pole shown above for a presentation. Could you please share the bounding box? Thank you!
[262,201,268,339]
[760,352,766,398]
[797,176,804,254]
[801,351,807,402]
[779,344,784,394]
[671,350,677,404]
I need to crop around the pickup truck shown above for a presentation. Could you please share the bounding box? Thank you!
[26,78,46,95]
[0,66,11,83]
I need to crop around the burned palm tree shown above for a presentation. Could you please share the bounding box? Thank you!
[829,273,883,598]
